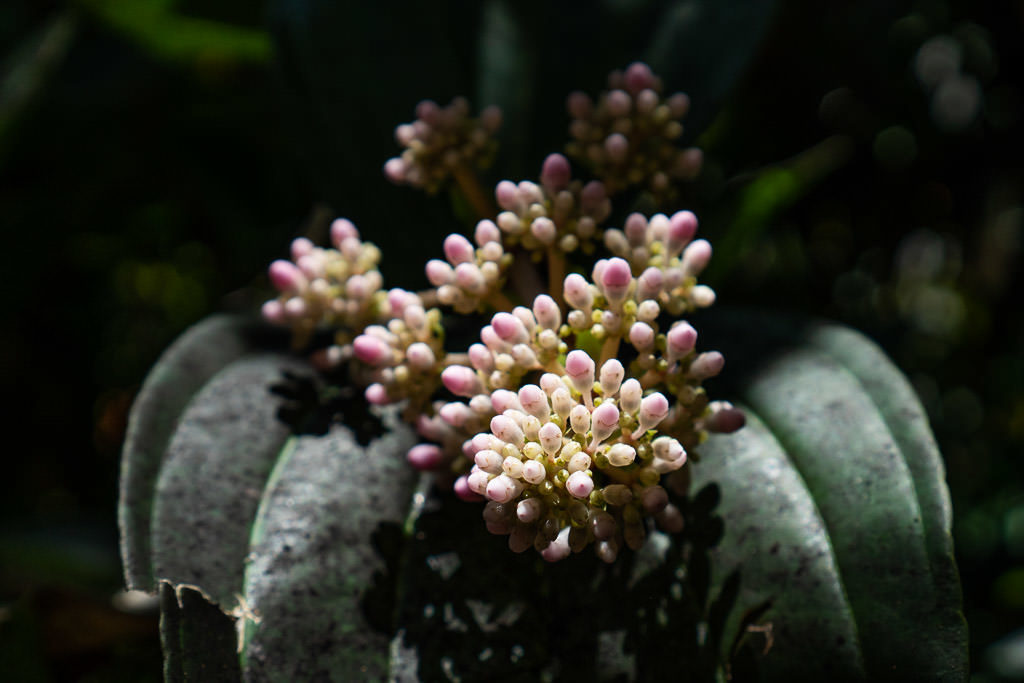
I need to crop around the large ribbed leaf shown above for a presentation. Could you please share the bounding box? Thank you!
[694,311,967,681]
[120,311,965,681]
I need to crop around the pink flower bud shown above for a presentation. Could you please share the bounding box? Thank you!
[590,402,620,445]
[704,403,745,433]
[383,157,407,183]
[495,180,519,210]
[439,401,472,428]
[454,475,483,502]
[486,474,522,504]
[352,334,392,366]
[667,92,690,118]
[541,527,571,562]
[521,460,547,485]
[637,392,670,434]
[517,497,544,522]
[407,444,443,470]
[624,213,648,245]
[467,469,490,496]
[689,351,725,380]
[619,379,642,415]
[604,133,629,163]
[513,306,537,332]
[656,503,684,533]
[474,219,501,246]
[566,471,594,499]
[532,294,561,330]
[443,233,475,265]
[261,300,285,324]
[365,383,389,405]
[490,414,525,448]
[666,211,698,256]
[606,89,631,117]
[580,180,607,212]
[491,312,528,344]
[539,422,563,454]
[538,154,570,195]
[569,404,592,436]
[565,350,596,396]
[641,486,669,514]
[682,239,712,276]
[475,449,504,474]
[607,443,637,467]
[624,62,656,95]
[666,322,698,362]
[442,365,483,397]
[628,322,655,351]
[490,389,521,414]
[468,343,494,372]
[530,216,556,244]
[636,89,658,114]
[637,267,665,301]
[290,237,315,260]
[563,274,593,311]
[518,385,550,420]
[653,436,686,463]
[551,387,573,421]
[599,359,624,397]
[406,342,436,371]
[600,258,633,305]
[268,260,305,293]
[425,259,454,286]
[283,297,306,319]
[454,262,485,293]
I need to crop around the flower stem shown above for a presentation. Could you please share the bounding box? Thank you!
[546,246,566,310]
[485,289,516,312]
[598,334,621,366]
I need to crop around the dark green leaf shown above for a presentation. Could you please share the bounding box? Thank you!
[693,311,967,681]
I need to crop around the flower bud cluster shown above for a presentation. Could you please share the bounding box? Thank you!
[350,290,445,411]
[425,221,513,313]
[384,98,502,194]
[457,351,687,562]
[440,294,566,397]
[262,219,386,342]
[565,62,703,197]
[494,154,611,255]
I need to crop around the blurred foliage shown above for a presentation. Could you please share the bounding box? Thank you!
[1,0,1022,679]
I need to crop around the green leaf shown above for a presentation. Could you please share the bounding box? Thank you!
[119,314,287,591]
[693,310,967,681]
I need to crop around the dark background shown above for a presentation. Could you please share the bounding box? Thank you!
[1,0,1021,680]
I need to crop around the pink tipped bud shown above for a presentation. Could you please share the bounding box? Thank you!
[517,497,544,523]
[521,460,547,485]
[443,233,475,265]
[406,342,436,371]
[268,260,305,293]
[490,414,525,448]
[590,402,620,444]
[474,219,501,246]
[667,92,690,118]
[607,443,637,467]
[518,385,550,420]
[539,422,564,455]
[666,322,698,362]
[468,343,494,372]
[455,474,483,502]
[580,180,607,212]
[682,239,712,276]
[407,444,443,470]
[530,217,556,244]
[540,153,572,193]
[624,62,656,95]
[261,299,285,324]
[636,89,659,114]
[495,180,519,210]
[629,322,655,351]
[330,220,359,248]
[637,393,670,434]
[604,133,629,163]
[600,258,633,305]
[532,295,561,330]
[541,527,572,562]
[689,351,725,380]
[490,389,521,414]
[365,383,389,405]
[290,237,315,260]
[567,471,594,499]
[442,365,483,397]
[599,359,624,397]
[454,262,485,294]
[491,312,529,344]
[486,474,522,504]
[425,259,455,286]
[382,157,405,183]
[565,350,596,395]
[439,401,472,428]
[637,267,665,301]
[624,213,648,245]
[352,334,392,366]
[569,404,592,436]
[474,449,504,474]
[619,379,643,415]
[563,274,593,311]
[551,387,574,421]
[606,89,632,117]
[666,211,698,256]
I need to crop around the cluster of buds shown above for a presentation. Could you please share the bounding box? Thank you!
[260,61,745,564]
[457,352,687,563]
[384,98,502,194]
[494,154,612,255]
[350,290,445,415]
[425,220,512,313]
[566,62,703,197]
[262,219,385,345]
